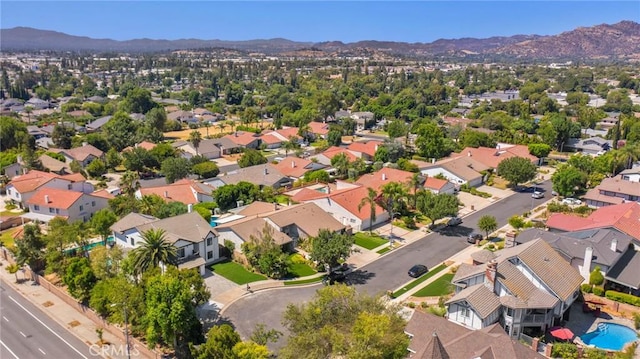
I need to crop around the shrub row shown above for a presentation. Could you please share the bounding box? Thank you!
[605,290,640,307]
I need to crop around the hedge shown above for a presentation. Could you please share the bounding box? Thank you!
[592,286,604,296]
[605,290,640,307]
[581,284,592,293]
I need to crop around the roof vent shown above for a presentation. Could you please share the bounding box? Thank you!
[164,191,169,198]
[44,195,50,203]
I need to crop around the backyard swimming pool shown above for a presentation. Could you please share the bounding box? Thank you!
[580,322,638,351]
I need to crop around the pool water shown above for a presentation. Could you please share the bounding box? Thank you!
[580,322,638,351]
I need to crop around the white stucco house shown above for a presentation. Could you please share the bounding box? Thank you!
[23,187,109,223]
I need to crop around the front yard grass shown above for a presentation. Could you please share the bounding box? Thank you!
[0,228,18,250]
[210,260,266,285]
[284,276,324,286]
[391,264,447,298]
[288,253,317,278]
[376,246,391,255]
[413,273,455,297]
[354,232,388,250]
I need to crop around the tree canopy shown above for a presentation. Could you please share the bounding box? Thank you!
[496,156,538,187]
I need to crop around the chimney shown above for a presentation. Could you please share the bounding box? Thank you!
[582,247,594,279]
[432,158,435,164]
[187,204,193,213]
[82,142,88,147]
[164,191,169,198]
[264,168,268,175]
[274,203,278,211]
[326,186,330,194]
[292,161,296,168]
[467,151,471,157]
[610,239,618,252]
[484,260,497,292]
[374,144,379,151]
[44,195,50,203]
[235,131,238,137]
[382,173,387,181]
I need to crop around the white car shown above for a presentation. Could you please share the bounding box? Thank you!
[562,198,582,205]
[532,191,544,199]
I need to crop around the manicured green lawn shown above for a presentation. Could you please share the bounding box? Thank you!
[0,229,18,250]
[354,232,388,250]
[284,276,324,286]
[288,253,317,278]
[391,264,447,298]
[413,273,455,297]
[376,247,391,255]
[210,261,267,285]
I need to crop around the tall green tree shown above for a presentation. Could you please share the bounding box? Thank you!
[358,187,379,234]
[237,149,268,168]
[189,130,202,155]
[551,165,588,197]
[51,124,76,149]
[497,157,538,188]
[119,171,141,196]
[130,228,177,275]
[477,215,498,240]
[63,257,97,303]
[14,224,46,273]
[309,229,354,271]
[103,111,138,151]
[241,225,289,279]
[330,152,350,178]
[90,209,117,246]
[161,157,192,183]
[0,116,29,151]
[280,285,409,359]
[416,191,460,228]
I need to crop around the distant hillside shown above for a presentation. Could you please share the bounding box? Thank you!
[1,21,639,60]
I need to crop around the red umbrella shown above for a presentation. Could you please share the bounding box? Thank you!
[550,327,574,341]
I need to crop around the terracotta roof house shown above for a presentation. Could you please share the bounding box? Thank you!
[424,177,456,195]
[136,179,216,205]
[413,156,489,187]
[309,146,360,166]
[273,157,326,180]
[583,176,640,208]
[355,167,414,192]
[450,144,538,169]
[308,121,330,139]
[214,164,292,189]
[110,211,219,275]
[192,108,213,117]
[54,143,105,167]
[516,228,640,294]
[446,239,583,338]
[172,139,221,160]
[6,170,93,208]
[223,131,261,149]
[294,186,389,231]
[347,140,383,160]
[546,202,640,240]
[122,141,157,152]
[406,311,545,359]
[215,202,345,252]
[23,187,109,223]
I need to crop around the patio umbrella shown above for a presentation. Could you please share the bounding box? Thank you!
[550,327,575,341]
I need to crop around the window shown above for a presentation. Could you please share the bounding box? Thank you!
[7,189,11,195]
[207,237,212,246]
[130,238,135,246]
[91,201,96,207]
[34,205,40,211]
[67,184,72,190]
[49,208,55,213]
[56,209,60,214]
[193,243,199,256]
[79,205,84,211]
[207,251,213,260]
[506,308,514,317]
[461,306,470,318]
[178,247,185,258]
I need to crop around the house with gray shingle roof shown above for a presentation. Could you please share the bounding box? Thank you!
[110,211,219,275]
[446,239,583,338]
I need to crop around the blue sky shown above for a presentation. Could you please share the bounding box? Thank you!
[2,1,638,43]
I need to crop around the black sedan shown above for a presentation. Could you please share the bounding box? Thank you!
[408,264,429,278]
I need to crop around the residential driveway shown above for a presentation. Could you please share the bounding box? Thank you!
[203,268,238,300]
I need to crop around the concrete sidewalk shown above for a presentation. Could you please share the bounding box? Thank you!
[0,256,129,359]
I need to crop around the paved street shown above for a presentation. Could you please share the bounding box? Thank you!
[222,180,552,350]
[0,280,96,359]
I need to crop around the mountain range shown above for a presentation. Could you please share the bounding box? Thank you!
[1,21,639,60]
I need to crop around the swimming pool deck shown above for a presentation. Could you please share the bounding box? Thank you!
[563,302,639,355]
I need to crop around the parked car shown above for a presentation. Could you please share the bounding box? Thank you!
[532,191,544,199]
[467,233,483,244]
[551,190,558,196]
[408,264,429,278]
[447,217,463,226]
[324,263,351,285]
[562,198,582,205]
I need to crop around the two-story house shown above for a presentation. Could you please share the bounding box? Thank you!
[446,239,584,339]
[584,176,640,207]
[23,187,109,223]
[6,170,93,208]
[110,211,219,275]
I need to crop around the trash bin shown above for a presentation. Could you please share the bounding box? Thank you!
[470,205,475,211]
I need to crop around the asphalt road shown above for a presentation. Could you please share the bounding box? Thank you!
[0,280,96,359]
[222,180,552,350]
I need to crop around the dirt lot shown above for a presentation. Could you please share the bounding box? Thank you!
[164,119,272,140]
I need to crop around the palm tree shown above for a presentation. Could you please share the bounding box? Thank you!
[189,130,202,155]
[130,228,177,275]
[217,122,226,134]
[330,153,350,179]
[119,171,140,197]
[283,136,300,157]
[619,143,640,170]
[358,188,379,234]
[204,121,211,138]
[407,172,425,209]
[380,181,409,236]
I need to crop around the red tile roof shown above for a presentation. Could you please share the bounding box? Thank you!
[450,145,537,169]
[330,186,386,220]
[27,187,83,209]
[424,176,449,190]
[274,157,314,178]
[138,179,215,205]
[275,127,300,140]
[91,189,116,200]
[355,167,413,192]
[546,202,640,240]
[321,146,359,162]
[308,122,330,135]
[8,171,61,193]
[223,131,260,146]
[347,140,383,157]
[60,173,87,182]
[260,134,282,145]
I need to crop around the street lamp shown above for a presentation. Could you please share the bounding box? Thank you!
[111,302,131,359]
